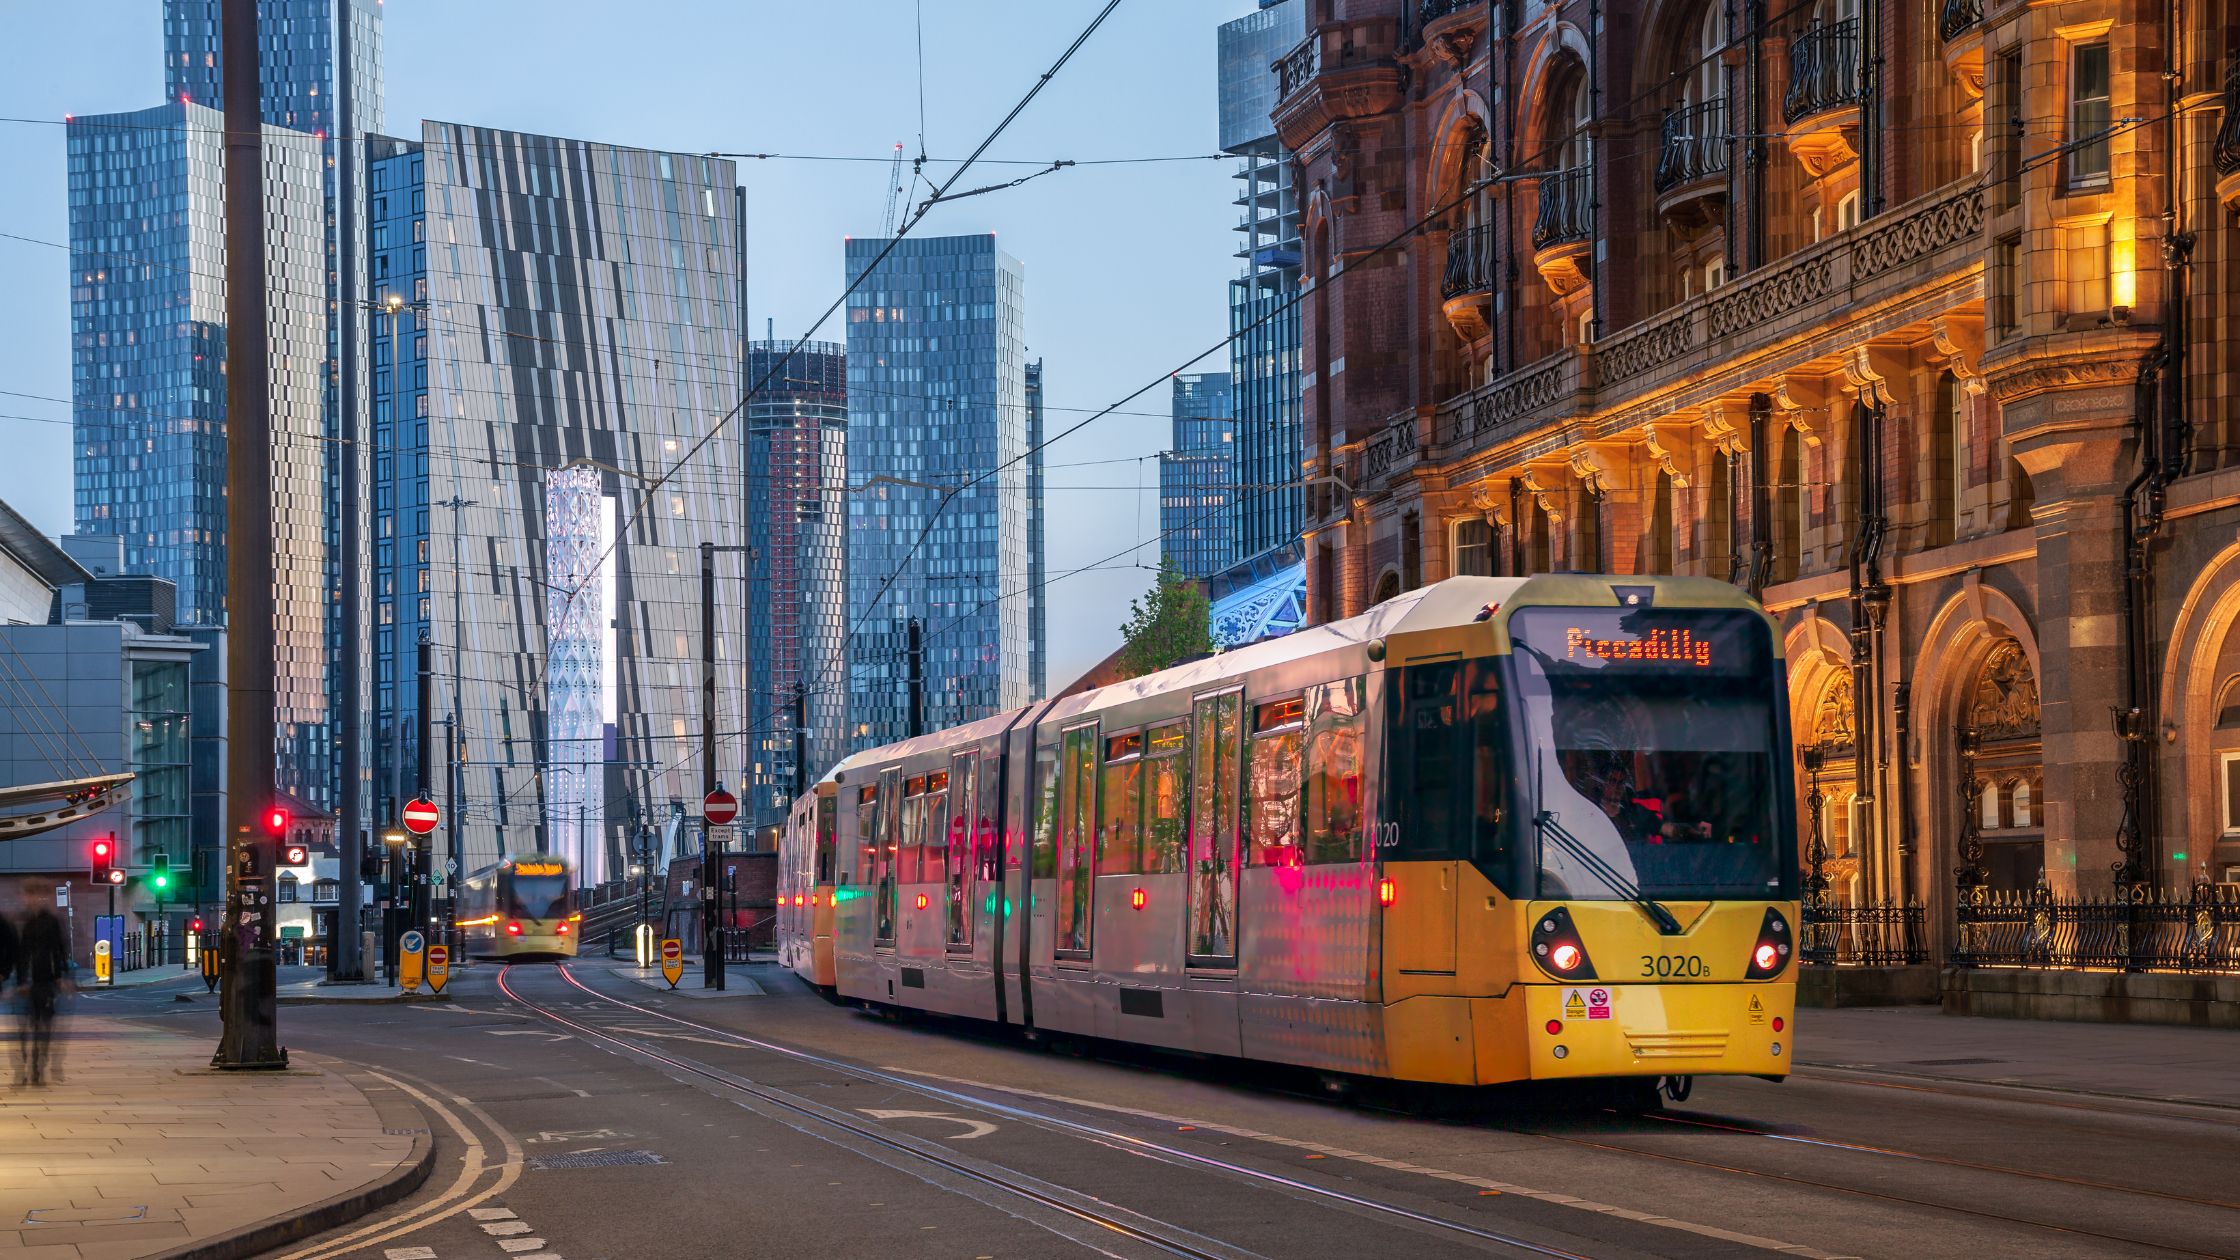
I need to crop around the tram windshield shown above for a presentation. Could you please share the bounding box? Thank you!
[1505,605,1790,901]
[503,862,572,919]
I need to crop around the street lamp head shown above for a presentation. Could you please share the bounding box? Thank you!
[381,829,408,848]
[380,293,405,314]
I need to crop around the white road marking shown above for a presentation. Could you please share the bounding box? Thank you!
[487,1029,572,1041]
[467,1208,517,1221]
[481,1220,533,1237]
[383,1250,436,1260]
[858,1109,999,1140]
[498,1239,548,1253]
[884,1066,1857,1260]
[527,1129,628,1145]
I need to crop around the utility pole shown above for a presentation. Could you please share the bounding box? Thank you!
[437,495,475,945]
[214,0,284,1069]
[906,616,925,738]
[699,540,749,989]
[331,0,366,984]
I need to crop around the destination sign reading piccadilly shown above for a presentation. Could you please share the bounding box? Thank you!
[1562,626,1716,668]
[514,861,565,876]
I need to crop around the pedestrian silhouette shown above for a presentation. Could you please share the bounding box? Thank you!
[16,880,72,1086]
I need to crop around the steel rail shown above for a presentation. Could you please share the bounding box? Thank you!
[540,964,1600,1260]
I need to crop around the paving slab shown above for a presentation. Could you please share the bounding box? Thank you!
[0,1013,433,1260]
[1795,1003,2240,1107]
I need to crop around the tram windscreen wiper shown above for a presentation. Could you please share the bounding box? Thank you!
[1533,810,1686,936]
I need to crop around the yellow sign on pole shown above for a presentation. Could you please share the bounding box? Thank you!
[427,944,451,995]
[399,929,426,992]
[660,938,683,989]
[201,934,219,991]
[94,938,113,985]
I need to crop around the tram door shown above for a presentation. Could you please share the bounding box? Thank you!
[1186,689,1243,967]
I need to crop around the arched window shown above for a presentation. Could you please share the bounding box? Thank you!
[1977,778,2000,830]
[1372,570,1402,606]
[278,872,300,904]
[1402,511,1423,590]
[2011,779,2034,828]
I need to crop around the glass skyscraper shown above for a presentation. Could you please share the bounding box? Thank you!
[844,235,1038,747]
[369,124,745,883]
[1218,0,1305,564]
[744,339,848,828]
[1025,358,1047,701]
[67,101,333,811]
[1160,372,1235,581]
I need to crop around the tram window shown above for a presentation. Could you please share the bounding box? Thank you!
[898,784,924,885]
[1304,678,1366,864]
[921,770,950,886]
[1101,732,1144,875]
[1385,663,1466,858]
[1056,725,1098,955]
[1189,691,1243,960]
[977,748,1002,878]
[948,755,974,947]
[1143,721,1188,874]
[815,796,836,884]
[1031,746,1059,878]
[856,786,880,882]
[1247,697,1305,867]
[1466,662,1513,870]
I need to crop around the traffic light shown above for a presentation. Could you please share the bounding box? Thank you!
[262,806,291,838]
[89,834,116,883]
[189,916,205,933]
[149,852,172,896]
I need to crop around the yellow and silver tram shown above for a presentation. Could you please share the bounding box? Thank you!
[778,575,1799,1091]
[458,853,581,958]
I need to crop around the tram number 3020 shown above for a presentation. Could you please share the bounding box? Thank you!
[1639,954,1708,978]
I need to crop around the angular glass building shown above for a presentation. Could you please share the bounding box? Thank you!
[844,235,1037,747]
[1025,358,1047,701]
[744,339,848,828]
[368,124,745,883]
[1160,372,1235,581]
[1217,0,1305,564]
[67,101,332,812]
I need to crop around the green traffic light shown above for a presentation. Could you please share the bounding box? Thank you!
[151,872,171,891]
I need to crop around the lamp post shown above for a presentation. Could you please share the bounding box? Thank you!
[380,827,408,985]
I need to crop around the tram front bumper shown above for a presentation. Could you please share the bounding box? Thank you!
[1519,981,1795,1081]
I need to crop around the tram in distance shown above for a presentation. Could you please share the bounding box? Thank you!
[457,852,581,959]
[777,575,1801,1096]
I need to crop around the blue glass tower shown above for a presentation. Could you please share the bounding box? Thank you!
[67,101,332,811]
[1160,373,1236,581]
[844,235,1035,747]
[1025,358,1047,701]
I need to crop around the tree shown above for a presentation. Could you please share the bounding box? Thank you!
[1116,561,1215,680]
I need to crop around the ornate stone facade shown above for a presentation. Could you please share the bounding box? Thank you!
[1276,0,2240,946]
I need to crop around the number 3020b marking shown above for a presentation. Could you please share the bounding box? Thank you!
[1640,954,1708,978]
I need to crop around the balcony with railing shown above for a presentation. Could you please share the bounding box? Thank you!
[1785,20,1863,123]
[1359,418,1421,489]
[1420,0,1475,24]
[1277,33,1321,101]
[1529,164,1594,297]
[2218,61,2240,209]
[1654,98,1729,229]
[1938,0,1981,41]
[1440,222,1498,341]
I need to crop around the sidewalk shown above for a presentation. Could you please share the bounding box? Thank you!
[1794,1004,2240,1108]
[580,955,769,998]
[0,1013,433,1259]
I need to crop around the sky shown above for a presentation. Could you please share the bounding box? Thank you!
[0,0,1262,687]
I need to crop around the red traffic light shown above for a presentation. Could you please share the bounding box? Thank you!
[90,837,114,861]
[189,917,205,932]
[262,806,291,837]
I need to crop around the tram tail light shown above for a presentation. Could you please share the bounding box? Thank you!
[1376,878,1397,907]
[1129,888,1146,911]
[506,921,522,936]
[1530,906,1597,980]
[1744,907,1792,980]
[914,893,929,910]
[556,922,570,934]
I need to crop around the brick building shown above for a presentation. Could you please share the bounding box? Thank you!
[1275,0,2240,947]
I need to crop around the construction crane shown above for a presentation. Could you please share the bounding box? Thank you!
[881,142,908,237]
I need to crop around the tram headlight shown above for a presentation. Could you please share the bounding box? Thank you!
[1744,907,1792,980]
[1530,906,1596,980]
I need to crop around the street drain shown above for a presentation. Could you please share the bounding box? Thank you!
[527,1150,665,1171]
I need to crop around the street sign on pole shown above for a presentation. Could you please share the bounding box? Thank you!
[702,787,739,826]
[426,944,450,995]
[402,798,441,836]
[398,929,426,992]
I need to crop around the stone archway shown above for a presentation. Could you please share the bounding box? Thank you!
[2159,538,2240,885]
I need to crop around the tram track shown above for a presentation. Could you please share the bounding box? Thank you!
[1502,1112,2239,1259]
[503,964,1615,1260]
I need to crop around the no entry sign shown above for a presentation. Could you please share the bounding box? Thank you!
[702,787,739,826]
[402,798,441,835]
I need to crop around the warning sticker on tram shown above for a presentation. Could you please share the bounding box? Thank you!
[1748,994,1766,1025]
[1563,990,1587,1021]
[1587,988,1612,1020]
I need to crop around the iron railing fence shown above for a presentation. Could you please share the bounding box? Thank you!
[1656,98,1729,193]
[1802,901,1927,966]
[2217,61,2240,175]
[1939,0,1982,42]
[1442,222,1498,297]
[1532,164,1594,248]
[1784,19,1864,123]
[1951,882,2240,973]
